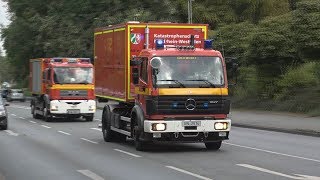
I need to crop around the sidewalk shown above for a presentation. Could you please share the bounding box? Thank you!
[96,102,320,137]
[231,110,320,137]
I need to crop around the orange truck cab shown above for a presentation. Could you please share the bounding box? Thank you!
[29,57,96,121]
[94,22,237,151]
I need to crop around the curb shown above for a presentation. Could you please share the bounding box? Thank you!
[232,123,320,137]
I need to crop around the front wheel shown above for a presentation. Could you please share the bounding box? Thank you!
[31,103,41,119]
[133,126,148,151]
[43,107,52,122]
[0,123,7,130]
[205,141,222,150]
[85,115,94,122]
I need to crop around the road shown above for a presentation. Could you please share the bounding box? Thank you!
[0,101,319,180]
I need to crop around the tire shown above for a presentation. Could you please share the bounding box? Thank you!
[43,107,52,122]
[0,124,7,130]
[205,141,222,150]
[133,126,147,151]
[85,115,94,122]
[102,107,116,142]
[31,103,41,119]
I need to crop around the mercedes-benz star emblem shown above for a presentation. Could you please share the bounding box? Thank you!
[185,98,196,110]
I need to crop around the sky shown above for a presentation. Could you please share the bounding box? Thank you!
[0,0,10,56]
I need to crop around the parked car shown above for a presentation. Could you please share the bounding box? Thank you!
[6,89,26,102]
[0,98,9,130]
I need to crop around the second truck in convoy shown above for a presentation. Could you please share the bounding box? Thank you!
[29,57,96,121]
[94,22,237,151]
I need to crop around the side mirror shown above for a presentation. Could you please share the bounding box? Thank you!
[225,57,239,86]
[132,68,139,85]
[150,57,162,69]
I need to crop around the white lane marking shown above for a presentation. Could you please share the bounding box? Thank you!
[41,125,51,129]
[94,118,101,121]
[58,131,71,136]
[166,166,213,180]
[114,149,141,158]
[77,170,104,180]
[90,128,101,132]
[81,138,98,144]
[237,164,320,180]
[4,130,19,136]
[19,117,25,119]
[29,120,37,124]
[11,114,17,116]
[224,142,320,163]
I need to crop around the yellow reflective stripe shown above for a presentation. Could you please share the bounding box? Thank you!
[50,84,94,90]
[103,30,113,34]
[159,88,228,96]
[96,95,126,102]
[94,32,102,36]
[127,26,133,100]
[114,28,125,32]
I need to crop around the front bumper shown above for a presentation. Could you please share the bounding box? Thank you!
[142,119,231,142]
[49,100,96,114]
[144,119,231,133]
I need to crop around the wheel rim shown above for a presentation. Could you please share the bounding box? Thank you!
[44,107,47,117]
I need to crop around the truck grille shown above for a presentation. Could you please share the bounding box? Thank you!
[60,90,88,97]
[146,95,230,115]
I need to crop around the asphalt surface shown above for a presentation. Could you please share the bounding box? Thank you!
[0,101,319,180]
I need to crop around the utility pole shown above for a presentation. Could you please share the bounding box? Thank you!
[188,0,194,23]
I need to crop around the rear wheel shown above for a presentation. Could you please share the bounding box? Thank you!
[205,141,222,150]
[102,107,116,142]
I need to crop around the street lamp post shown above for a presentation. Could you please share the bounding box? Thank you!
[188,0,194,23]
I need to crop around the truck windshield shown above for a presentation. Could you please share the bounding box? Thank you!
[53,67,93,84]
[155,56,224,88]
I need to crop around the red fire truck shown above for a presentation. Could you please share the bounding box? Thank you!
[94,22,237,151]
[29,58,96,121]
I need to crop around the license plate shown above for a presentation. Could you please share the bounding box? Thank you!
[182,121,201,127]
[67,109,80,114]
[219,132,227,137]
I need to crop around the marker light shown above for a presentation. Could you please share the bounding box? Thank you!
[155,39,165,49]
[152,123,166,131]
[204,39,213,49]
[214,122,228,130]
[172,102,178,108]
[203,102,209,109]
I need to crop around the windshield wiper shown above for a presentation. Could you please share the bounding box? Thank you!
[157,79,186,88]
[185,79,216,87]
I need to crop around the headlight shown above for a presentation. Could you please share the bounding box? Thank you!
[214,122,229,130]
[151,123,166,131]
[0,110,6,116]
[50,106,59,111]
[89,105,95,111]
